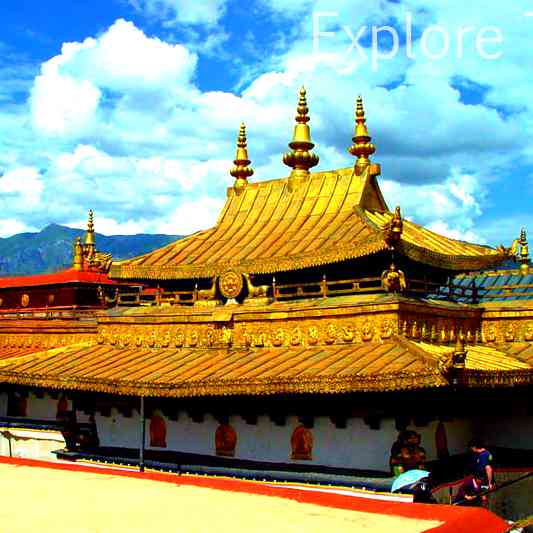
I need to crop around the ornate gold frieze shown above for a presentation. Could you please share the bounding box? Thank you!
[0,368,449,399]
[0,334,95,350]
[94,314,401,349]
[399,314,481,344]
[481,319,533,343]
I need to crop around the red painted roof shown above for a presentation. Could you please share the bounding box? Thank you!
[0,456,512,533]
[0,268,116,289]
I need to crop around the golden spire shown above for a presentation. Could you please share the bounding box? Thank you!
[84,209,96,259]
[384,206,403,247]
[230,122,254,192]
[348,96,376,175]
[283,86,319,189]
[519,227,530,275]
[72,237,83,271]
[452,332,467,370]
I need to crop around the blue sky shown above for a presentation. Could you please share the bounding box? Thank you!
[0,0,531,245]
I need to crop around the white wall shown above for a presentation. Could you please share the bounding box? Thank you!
[0,429,65,460]
[26,393,70,420]
[95,408,139,448]
[89,411,476,471]
[404,419,475,459]
[10,394,485,471]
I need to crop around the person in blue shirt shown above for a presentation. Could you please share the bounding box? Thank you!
[468,438,495,490]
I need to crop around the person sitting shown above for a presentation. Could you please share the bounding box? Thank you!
[390,431,407,475]
[453,475,484,507]
[412,476,437,504]
[390,430,427,475]
[410,432,427,469]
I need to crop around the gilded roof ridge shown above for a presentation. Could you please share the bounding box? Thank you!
[1,337,532,397]
[111,164,505,279]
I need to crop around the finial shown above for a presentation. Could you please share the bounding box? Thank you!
[385,206,403,247]
[519,228,530,275]
[452,332,467,369]
[84,209,96,259]
[392,206,403,236]
[348,96,377,175]
[72,237,84,271]
[283,86,319,190]
[230,122,254,192]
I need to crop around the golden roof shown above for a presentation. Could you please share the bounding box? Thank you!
[495,342,533,365]
[364,210,504,270]
[0,337,530,398]
[414,341,531,371]
[111,165,503,280]
[0,340,446,397]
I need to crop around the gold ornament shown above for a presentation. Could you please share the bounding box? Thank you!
[342,326,355,342]
[272,328,285,347]
[525,323,533,342]
[307,326,319,345]
[220,327,233,346]
[219,270,244,299]
[361,320,373,342]
[380,320,394,339]
[230,122,254,192]
[290,327,302,346]
[325,323,337,344]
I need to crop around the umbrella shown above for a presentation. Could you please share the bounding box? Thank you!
[391,470,431,493]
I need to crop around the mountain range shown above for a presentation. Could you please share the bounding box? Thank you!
[0,224,180,276]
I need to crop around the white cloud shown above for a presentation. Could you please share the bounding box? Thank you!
[66,216,146,236]
[0,219,37,238]
[381,171,486,243]
[30,73,100,136]
[30,19,197,139]
[63,19,196,90]
[2,5,529,247]
[0,167,43,209]
[154,196,224,235]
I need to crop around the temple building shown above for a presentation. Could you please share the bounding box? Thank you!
[0,89,532,515]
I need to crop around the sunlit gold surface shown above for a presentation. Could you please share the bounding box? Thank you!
[283,87,319,188]
[111,166,503,280]
[0,333,530,397]
[348,96,377,175]
[414,341,531,371]
[72,236,83,271]
[0,339,448,397]
[230,122,253,192]
[0,291,531,395]
[364,210,502,269]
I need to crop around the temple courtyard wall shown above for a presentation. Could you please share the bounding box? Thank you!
[0,391,477,471]
[1,391,532,475]
[96,411,474,471]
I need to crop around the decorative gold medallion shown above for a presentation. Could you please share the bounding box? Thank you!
[219,270,243,299]
[21,294,30,307]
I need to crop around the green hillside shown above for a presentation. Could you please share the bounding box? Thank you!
[0,224,180,276]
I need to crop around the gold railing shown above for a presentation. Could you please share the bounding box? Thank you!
[0,307,98,320]
[118,288,198,307]
[272,275,383,301]
[115,276,533,307]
